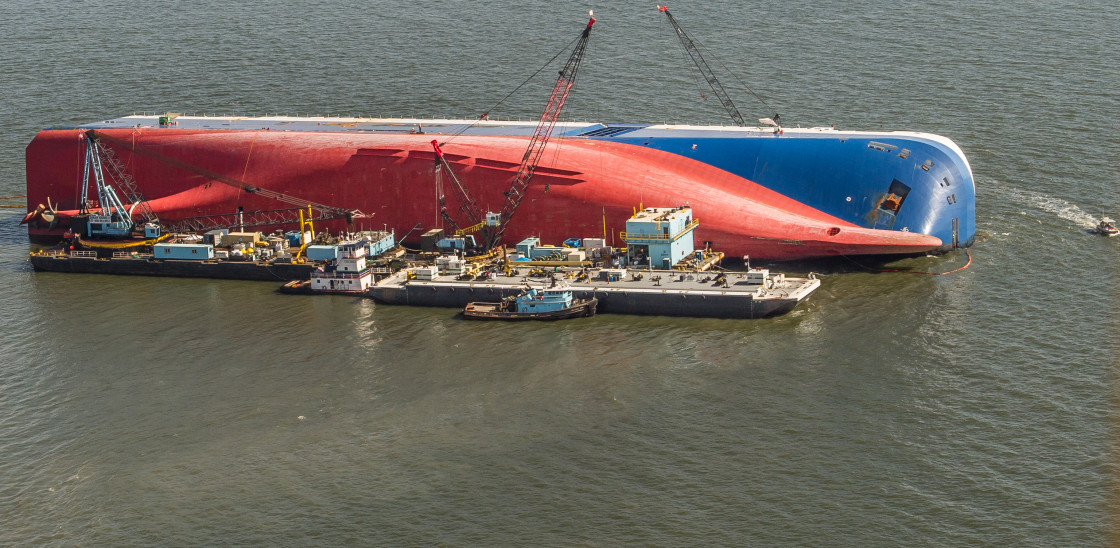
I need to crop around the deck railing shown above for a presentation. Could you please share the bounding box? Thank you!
[620,219,700,242]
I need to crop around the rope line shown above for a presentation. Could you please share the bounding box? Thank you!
[844,249,973,275]
[441,34,581,145]
[235,131,260,207]
[880,249,972,275]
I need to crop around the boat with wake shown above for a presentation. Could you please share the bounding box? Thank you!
[1094,217,1118,237]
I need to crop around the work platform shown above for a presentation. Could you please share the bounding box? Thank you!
[370,266,819,319]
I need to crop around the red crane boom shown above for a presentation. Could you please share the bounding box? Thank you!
[487,12,596,249]
[426,12,596,251]
[431,139,485,235]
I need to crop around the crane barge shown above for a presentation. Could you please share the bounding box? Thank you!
[430,11,596,253]
[28,128,368,241]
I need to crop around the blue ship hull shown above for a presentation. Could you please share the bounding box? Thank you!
[583,124,976,253]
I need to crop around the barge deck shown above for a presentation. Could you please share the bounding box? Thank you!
[371,267,819,319]
[29,249,315,281]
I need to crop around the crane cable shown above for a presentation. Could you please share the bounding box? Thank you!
[881,249,972,275]
[659,7,778,122]
[88,129,360,218]
[440,33,583,146]
[668,23,714,105]
[234,131,260,209]
[709,47,776,120]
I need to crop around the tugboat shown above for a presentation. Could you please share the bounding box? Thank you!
[372,205,821,319]
[278,230,397,294]
[463,282,597,321]
[1094,217,1118,237]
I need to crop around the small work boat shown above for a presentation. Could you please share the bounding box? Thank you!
[1094,217,1118,237]
[463,283,597,321]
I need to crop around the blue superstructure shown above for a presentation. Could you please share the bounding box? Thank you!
[514,286,575,314]
[622,206,698,269]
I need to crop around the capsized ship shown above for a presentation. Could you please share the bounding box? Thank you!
[22,114,974,261]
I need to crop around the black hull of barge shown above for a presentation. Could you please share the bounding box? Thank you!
[29,254,314,282]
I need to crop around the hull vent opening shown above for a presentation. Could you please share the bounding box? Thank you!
[879,179,911,213]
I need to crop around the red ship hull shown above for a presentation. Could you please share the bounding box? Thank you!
[24,127,940,260]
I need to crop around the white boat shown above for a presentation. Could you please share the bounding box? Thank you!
[1094,217,1118,237]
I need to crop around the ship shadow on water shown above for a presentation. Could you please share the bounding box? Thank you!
[743,248,972,277]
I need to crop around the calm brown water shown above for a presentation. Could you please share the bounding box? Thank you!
[1,0,1117,544]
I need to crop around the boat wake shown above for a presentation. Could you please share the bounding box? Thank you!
[987,179,1099,229]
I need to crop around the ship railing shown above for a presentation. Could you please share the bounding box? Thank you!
[311,268,374,280]
[620,219,700,243]
[71,250,98,259]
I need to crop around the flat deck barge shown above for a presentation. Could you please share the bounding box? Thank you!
[370,267,819,319]
[29,249,315,281]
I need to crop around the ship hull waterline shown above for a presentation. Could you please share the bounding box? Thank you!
[24,120,959,261]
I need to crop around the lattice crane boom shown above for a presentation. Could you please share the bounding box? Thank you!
[431,139,485,235]
[79,132,134,237]
[486,11,596,249]
[88,129,366,228]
